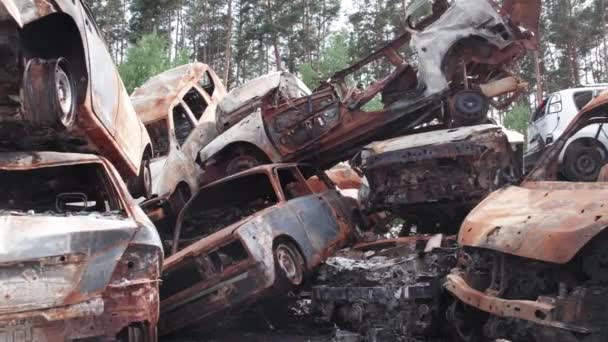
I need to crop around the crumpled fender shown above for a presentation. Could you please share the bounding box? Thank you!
[501,0,541,50]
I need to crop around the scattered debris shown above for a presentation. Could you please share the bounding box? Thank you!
[158,164,361,336]
[445,91,608,341]
[0,152,163,341]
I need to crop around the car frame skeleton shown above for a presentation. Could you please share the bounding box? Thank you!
[445,91,608,342]
[353,124,520,235]
[0,152,163,342]
[198,0,539,183]
[157,164,360,336]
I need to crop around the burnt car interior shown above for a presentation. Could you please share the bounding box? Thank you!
[0,163,122,214]
[170,172,279,252]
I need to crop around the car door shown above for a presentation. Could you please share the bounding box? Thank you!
[79,1,119,134]
[167,101,199,190]
[276,167,341,252]
[181,86,216,161]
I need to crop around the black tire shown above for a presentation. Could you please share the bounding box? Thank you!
[23,58,77,129]
[273,241,305,287]
[130,154,152,199]
[117,324,155,342]
[225,154,263,176]
[563,141,605,182]
[451,90,490,126]
[168,185,191,217]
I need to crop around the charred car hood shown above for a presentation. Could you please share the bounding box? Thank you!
[0,214,138,314]
[459,182,608,264]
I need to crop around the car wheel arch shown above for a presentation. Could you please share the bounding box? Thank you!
[272,235,309,270]
[21,13,89,104]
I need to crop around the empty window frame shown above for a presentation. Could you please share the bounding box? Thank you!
[173,104,195,146]
[183,87,209,121]
[145,119,170,158]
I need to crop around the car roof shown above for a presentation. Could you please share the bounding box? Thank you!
[0,152,105,170]
[131,63,212,123]
[201,163,305,189]
[218,71,311,115]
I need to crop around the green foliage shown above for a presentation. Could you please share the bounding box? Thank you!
[119,32,189,93]
[503,104,530,139]
[298,31,350,89]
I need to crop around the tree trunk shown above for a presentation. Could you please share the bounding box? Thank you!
[223,0,234,87]
[265,0,282,70]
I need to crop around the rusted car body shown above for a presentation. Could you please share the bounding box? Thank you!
[445,91,608,342]
[0,0,153,197]
[132,63,226,212]
[0,152,163,341]
[353,124,519,234]
[198,0,539,183]
[158,164,359,336]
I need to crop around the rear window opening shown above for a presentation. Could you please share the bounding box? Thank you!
[176,173,278,250]
[0,163,122,215]
[183,87,209,121]
[574,91,594,111]
[145,119,170,158]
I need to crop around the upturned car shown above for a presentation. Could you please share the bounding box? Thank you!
[0,0,153,197]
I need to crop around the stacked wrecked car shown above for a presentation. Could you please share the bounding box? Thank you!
[0,1,164,341]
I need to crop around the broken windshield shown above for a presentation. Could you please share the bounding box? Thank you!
[176,172,278,250]
[0,163,124,216]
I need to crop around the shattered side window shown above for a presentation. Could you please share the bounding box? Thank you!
[0,163,122,215]
[278,168,312,200]
[176,173,279,249]
[145,119,170,158]
[183,87,209,121]
[173,104,195,146]
[199,71,216,97]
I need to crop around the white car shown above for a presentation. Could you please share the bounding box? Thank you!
[525,86,608,181]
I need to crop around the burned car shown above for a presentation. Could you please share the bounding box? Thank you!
[312,235,458,341]
[0,0,153,197]
[0,152,163,341]
[198,0,539,183]
[353,124,520,234]
[445,91,608,342]
[157,164,360,336]
[132,63,226,213]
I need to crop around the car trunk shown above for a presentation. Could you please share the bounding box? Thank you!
[0,214,137,315]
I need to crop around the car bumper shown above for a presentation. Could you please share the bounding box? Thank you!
[0,282,159,341]
[445,272,590,334]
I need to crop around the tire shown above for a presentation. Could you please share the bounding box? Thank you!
[168,185,191,217]
[273,241,305,287]
[450,90,489,126]
[129,154,152,199]
[563,141,605,182]
[225,154,263,176]
[117,324,155,342]
[23,58,77,129]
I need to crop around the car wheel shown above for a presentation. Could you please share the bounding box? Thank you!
[450,90,489,126]
[225,155,262,175]
[274,242,305,287]
[130,155,152,199]
[563,141,605,182]
[23,58,77,129]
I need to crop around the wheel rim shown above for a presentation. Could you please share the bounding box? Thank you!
[575,153,598,177]
[54,62,74,127]
[276,245,303,285]
[452,90,489,124]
